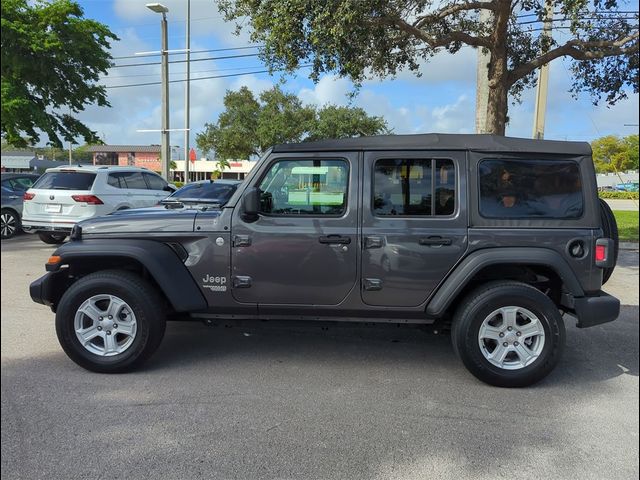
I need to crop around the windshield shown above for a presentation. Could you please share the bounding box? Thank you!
[168,182,238,204]
[33,172,96,191]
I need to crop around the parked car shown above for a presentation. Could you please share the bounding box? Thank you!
[21,166,175,244]
[30,134,620,387]
[614,182,639,192]
[162,179,241,206]
[1,173,40,239]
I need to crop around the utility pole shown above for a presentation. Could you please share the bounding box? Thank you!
[184,0,191,184]
[532,0,553,139]
[475,7,492,134]
[68,141,72,165]
[160,10,170,180]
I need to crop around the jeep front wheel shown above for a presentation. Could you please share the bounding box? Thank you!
[55,270,166,373]
[452,281,565,387]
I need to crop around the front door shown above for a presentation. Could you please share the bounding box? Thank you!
[231,153,359,305]
[361,151,468,307]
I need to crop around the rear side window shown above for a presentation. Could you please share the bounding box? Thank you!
[479,159,583,219]
[373,158,456,216]
[33,172,96,191]
[108,172,148,189]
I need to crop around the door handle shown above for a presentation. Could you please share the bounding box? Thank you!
[419,236,452,246]
[318,235,351,245]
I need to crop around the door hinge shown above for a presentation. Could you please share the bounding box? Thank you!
[363,278,383,291]
[233,276,252,288]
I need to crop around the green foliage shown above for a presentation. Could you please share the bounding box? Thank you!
[211,158,231,180]
[173,181,185,188]
[307,105,390,142]
[1,0,117,148]
[592,134,639,173]
[613,210,639,242]
[218,0,639,134]
[169,160,178,171]
[196,86,390,160]
[599,191,639,200]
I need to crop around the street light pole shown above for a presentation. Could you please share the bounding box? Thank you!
[184,0,191,184]
[147,3,171,181]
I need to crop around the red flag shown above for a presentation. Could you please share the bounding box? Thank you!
[189,148,197,163]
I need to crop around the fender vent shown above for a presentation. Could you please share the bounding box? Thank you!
[165,242,188,262]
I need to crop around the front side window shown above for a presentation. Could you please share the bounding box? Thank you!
[122,172,148,190]
[373,158,456,216]
[258,159,348,216]
[143,172,167,191]
[479,159,583,219]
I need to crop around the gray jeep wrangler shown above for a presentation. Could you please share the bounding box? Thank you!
[30,134,620,387]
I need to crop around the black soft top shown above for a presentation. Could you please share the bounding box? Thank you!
[273,133,591,156]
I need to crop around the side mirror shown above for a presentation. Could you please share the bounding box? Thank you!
[242,187,260,215]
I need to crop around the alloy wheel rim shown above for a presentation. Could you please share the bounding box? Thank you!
[478,306,546,370]
[74,294,138,356]
[1,212,16,238]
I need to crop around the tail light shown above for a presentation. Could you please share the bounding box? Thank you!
[595,238,613,268]
[23,192,35,200]
[71,195,103,205]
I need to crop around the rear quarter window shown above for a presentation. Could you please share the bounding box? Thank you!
[32,172,96,191]
[479,159,583,219]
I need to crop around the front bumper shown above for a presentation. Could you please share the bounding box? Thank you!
[564,290,621,328]
[30,271,69,311]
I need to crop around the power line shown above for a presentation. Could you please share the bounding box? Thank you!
[516,10,639,19]
[112,52,260,68]
[104,65,312,89]
[103,64,267,79]
[518,15,638,26]
[112,45,261,60]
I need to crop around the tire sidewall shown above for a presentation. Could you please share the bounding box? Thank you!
[56,275,160,372]
[1,209,19,239]
[456,285,565,387]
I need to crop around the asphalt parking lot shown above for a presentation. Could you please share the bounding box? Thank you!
[1,234,638,480]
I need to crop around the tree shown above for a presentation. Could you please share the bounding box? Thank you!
[1,0,117,148]
[591,134,639,173]
[196,85,389,159]
[308,105,390,141]
[218,0,639,135]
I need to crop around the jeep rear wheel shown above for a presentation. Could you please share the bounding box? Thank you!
[452,281,565,387]
[55,270,166,373]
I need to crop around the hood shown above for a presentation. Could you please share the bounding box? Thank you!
[79,207,219,235]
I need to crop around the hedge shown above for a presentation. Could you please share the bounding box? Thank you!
[599,191,639,200]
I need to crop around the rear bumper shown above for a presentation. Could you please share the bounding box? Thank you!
[564,290,621,328]
[22,220,75,234]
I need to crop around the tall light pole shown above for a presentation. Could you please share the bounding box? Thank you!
[532,0,553,140]
[184,0,191,184]
[146,3,171,181]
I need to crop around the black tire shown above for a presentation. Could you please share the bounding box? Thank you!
[598,198,619,285]
[452,281,565,387]
[38,232,67,244]
[55,270,166,373]
[1,209,20,239]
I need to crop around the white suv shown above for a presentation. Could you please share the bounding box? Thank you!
[22,166,175,244]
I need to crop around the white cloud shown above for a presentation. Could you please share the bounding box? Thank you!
[231,74,275,96]
[113,0,251,46]
[298,75,352,107]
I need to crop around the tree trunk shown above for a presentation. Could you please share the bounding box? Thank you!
[484,0,511,136]
[486,78,508,135]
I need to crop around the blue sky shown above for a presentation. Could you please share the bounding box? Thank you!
[73,0,639,156]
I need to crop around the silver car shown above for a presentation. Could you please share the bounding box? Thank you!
[1,173,40,239]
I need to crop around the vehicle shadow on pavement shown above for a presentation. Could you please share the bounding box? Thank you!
[2,305,638,480]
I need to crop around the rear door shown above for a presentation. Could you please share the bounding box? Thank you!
[231,153,358,306]
[361,151,468,307]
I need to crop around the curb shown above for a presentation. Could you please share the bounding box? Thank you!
[620,242,639,251]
